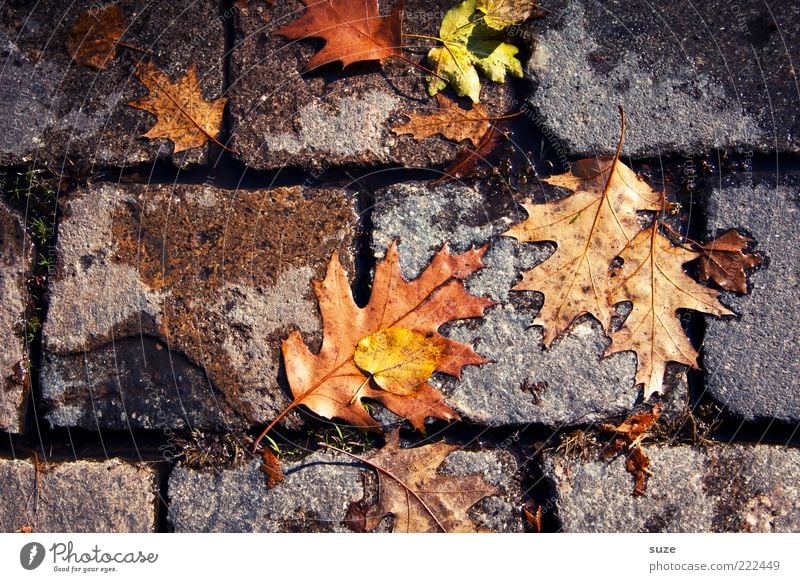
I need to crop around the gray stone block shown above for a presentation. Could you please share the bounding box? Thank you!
[703,175,800,422]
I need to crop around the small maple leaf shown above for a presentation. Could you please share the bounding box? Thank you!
[66,5,127,70]
[337,429,497,532]
[503,136,662,346]
[696,229,763,293]
[427,0,524,102]
[392,95,491,147]
[128,62,229,154]
[275,0,404,70]
[606,223,734,397]
[275,241,493,435]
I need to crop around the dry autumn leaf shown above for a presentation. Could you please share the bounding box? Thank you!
[128,62,229,154]
[275,0,404,70]
[503,119,662,345]
[477,0,539,29]
[66,5,126,70]
[335,429,497,532]
[432,122,506,184]
[600,404,662,496]
[606,222,734,397]
[392,95,491,147]
[696,229,763,293]
[259,449,284,489]
[253,241,493,451]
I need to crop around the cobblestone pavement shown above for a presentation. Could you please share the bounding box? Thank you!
[0,0,797,533]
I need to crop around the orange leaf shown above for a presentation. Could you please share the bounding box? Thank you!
[392,95,491,147]
[128,62,228,154]
[275,0,404,70]
[432,122,506,185]
[600,404,661,497]
[281,241,494,432]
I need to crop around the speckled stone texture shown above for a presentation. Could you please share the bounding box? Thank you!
[0,0,225,167]
[0,201,32,433]
[371,181,688,427]
[0,458,157,532]
[228,0,529,170]
[702,175,800,422]
[543,444,800,532]
[42,182,357,430]
[168,446,523,532]
[526,0,798,156]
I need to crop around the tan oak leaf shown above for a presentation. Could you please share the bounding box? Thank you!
[504,149,662,346]
[606,223,734,397]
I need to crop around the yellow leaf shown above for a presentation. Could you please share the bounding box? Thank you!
[354,328,445,396]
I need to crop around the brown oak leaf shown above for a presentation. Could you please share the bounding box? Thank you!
[66,5,126,70]
[275,0,404,70]
[503,142,662,346]
[279,241,493,432]
[128,62,229,154]
[392,95,491,147]
[600,404,662,496]
[696,229,763,293]
[259,449,284,489]
[432,122,506,185]
[341,429,497,532]
[606,222,734,397]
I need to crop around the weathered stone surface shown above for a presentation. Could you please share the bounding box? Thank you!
[0,201,32,433]
[0,0,225,167]
[169,445,522,532]
[371,181,687,427]
[0,458,157,532]
[229,0,527,170]
[527,0,798,156]
[42,182,356,430]
[544,444,800,532]
[703,175,800,422]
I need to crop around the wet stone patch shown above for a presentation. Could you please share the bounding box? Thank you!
[702,174,800,423]
[42,182,357,430]
[526,0,798,156]
[229,0,528,170]
[0,0,225,167]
